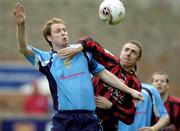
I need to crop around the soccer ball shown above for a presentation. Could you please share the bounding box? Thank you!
[99,0,125,25]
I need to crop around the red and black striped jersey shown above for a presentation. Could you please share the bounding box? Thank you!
[163,95,180,131]
[78,36,142,126]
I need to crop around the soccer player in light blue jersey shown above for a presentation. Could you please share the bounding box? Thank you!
[14,3,143,131]
[118,83,169,131]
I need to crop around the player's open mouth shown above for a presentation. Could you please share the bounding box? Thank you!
[63,37,67,41]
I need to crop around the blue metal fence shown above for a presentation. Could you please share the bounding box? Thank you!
[0,65,43,90]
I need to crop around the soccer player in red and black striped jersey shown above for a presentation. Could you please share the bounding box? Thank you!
[151,71,180,131]
[59,36,143,130]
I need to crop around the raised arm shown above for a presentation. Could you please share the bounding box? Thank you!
[97,69,144,101]
[14,2,33,56]
[58,36,119,69]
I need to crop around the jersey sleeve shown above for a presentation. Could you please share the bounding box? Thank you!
[25,45,51,70]
[78,36,119,69]
[86,52,105,75]
[151,87,168,118]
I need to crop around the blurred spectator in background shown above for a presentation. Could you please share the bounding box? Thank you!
[23,79,49,114]
[151,71,180,131]
[118,83,169,131]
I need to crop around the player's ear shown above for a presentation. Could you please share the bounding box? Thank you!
[138,57,143,61]
[47,35,52,42]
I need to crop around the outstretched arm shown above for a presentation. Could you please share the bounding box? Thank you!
[58,44,83,58]
[58,36,119,69]
[138,114,169,131]
[97,69,144,101]
[14,2,33,56]
[138,86,170,131]
[78,36,120,67]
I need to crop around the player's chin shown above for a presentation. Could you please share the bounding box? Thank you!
[61,42,68,47]
[121,59,133,66]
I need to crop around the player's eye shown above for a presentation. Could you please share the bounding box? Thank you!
[63,28,67,32]
[131,50,137,55]
[55,28,61,33]
[124,48,129,52]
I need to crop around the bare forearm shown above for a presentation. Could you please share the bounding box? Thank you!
[16,24,33,56]
[17,24,26,50]
[97,69,133,95]
[152,115,169,131]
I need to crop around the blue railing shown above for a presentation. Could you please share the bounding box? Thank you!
[0,66,43,90]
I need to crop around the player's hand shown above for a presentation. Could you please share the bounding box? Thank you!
[58,44,83,58]
[131,89,144,102]
[95,95,113,109]
[13,2,26,25]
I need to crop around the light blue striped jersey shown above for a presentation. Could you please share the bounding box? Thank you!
[25,44,105,111]
[118,83,167,131]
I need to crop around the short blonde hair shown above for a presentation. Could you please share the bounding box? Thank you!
[126,40,143,59]
[151,71,170,83]
[42,17,66,47]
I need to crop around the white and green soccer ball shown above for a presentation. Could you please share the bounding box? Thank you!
[99,0,125,25]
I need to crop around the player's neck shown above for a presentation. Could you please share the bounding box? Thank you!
[53,45,68,52]
[161,92,168,103]
[121,64,135,73]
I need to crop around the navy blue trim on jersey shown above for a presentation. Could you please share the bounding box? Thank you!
[25,44,105,111]
[38,57,59,110]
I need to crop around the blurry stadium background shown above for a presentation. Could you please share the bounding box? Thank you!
[0,0,180,130]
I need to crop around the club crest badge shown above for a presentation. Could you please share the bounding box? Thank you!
[64,57,71,69]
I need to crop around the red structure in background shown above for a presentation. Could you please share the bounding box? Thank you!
[23,79,49,114]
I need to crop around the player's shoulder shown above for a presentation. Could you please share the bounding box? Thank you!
[141,83,161,97]
[168,95,180,104]
[141,83,157,91]
[28,45,51,58]
[78,35,93,42]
